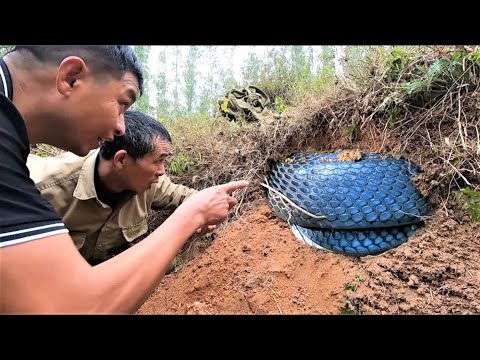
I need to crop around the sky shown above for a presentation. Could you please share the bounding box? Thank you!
[148,46,346,84]
[144,46,347,109]
[148,46,260,83]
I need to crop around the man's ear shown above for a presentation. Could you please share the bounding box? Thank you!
[56,56,87,96]
[113,150,128,168]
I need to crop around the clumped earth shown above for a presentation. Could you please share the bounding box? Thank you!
[138,200,362,315]
[138,197,479,315]
[138,49,480,314]
[138,125,480,315]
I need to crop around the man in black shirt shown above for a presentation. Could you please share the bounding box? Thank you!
[0,46,248,314]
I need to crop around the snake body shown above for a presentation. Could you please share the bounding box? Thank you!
[266,152,430,256]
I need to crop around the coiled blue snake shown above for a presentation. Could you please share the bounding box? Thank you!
[264,151,430,256]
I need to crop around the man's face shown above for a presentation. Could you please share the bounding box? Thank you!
[63,72,140,156]
[123,139,173,194]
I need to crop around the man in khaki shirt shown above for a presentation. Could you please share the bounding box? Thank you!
[27,109,208,268]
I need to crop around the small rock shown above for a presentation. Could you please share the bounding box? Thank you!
[407,275,419,287]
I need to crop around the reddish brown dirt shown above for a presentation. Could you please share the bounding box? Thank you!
[137,115,480,315]
[137,199,480,315]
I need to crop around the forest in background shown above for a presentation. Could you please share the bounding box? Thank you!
[128,45,348,120]
[0,45,364,120]
[127,46,371,120]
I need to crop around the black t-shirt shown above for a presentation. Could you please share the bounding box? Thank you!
[0,58,67,248]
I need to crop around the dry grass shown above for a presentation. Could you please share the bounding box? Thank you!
[30,143,65,157]
[163,46,480,225]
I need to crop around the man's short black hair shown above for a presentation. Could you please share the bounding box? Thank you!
[13,45,144,95]
[100,110,172,160]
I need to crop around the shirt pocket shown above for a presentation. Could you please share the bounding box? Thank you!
[121,219,149,243]
[70,231,87,249]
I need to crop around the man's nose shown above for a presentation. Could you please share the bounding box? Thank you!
[115,115,126,136]
[156,164,165,176]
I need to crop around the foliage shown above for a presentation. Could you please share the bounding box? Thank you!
[184,46,199,116]
[343,282,357,291]
[339,302,356,315]
[240,46,338,108]
[168,152,196,175]
[338,275,364,314]
[0,45,14,57]
[274,97,286,113]
[155,47,169,120]
[343,274,365,291]
[131,46,152,116]
[455,188,480,222]
[341,124,355,137]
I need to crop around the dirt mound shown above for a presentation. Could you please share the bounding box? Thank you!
[137,47,480,315]
[349,209,480,314]
[138,202,364,315]
[138,198,479,315]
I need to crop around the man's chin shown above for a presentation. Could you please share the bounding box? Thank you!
[54,144,90,157]
[72,147,92,157]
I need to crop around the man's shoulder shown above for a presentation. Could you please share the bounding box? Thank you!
[27,149,97,189]
[0,93,29,153]
[154,175,198,198]
[0,95,67,243]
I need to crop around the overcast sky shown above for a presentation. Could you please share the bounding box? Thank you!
[148,46,346,83]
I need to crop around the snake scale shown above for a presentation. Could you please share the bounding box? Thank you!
[265,151,430,256]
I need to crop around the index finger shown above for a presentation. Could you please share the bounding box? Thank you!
[219,180,250,194]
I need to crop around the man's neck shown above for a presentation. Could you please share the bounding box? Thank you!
[97,156,125,193]
[95,156,131,208]
[3,54,49,144]
[0,58,13,101]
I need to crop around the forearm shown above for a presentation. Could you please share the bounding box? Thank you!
[2,180,247,314]
[152,176,198,210]
[1,207,203,314]
[89,206,203,313]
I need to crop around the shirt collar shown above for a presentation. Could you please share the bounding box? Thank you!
[73,149,101,201]
[0,58,14,101]
[73,149,134,208]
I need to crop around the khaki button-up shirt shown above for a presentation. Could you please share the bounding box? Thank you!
[27,149,198,262]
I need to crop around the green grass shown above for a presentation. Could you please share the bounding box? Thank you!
[455,188,480,222]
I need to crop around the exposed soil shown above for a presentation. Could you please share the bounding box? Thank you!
[137,116,480,315]
[137,196,479,315]
[137,56,480,315]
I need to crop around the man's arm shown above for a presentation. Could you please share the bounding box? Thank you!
[151,175,198,210]
[151,176,217,236]
[0,181,248,314]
